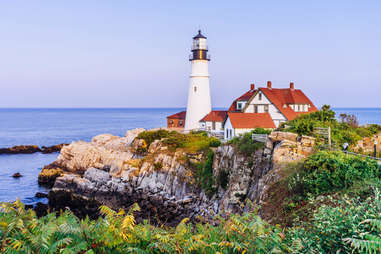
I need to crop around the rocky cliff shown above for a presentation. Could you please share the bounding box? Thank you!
[40,129,315,225]
[352,132,381,154]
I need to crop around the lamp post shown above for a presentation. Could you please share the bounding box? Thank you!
[374,140,378,158]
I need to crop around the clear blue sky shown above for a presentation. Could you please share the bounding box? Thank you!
[0,1,380,108]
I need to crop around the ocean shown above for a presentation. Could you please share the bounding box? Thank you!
[0,107,380,204]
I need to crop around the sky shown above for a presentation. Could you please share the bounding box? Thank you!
[0,1,380,108]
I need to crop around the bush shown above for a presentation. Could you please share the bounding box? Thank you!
[194,149,216,197]
[287,188,381,253]
[208,138,221,147]
[288,151,379,197]
[137,129,170,147]
[137,130,221,153]
[252,128,272,135]
[0,199,289,253]
[280,105,381,147]
[228,131,264,156]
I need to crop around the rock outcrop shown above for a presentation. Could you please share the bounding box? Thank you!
[42,129,316,225]
[41,144,69,154]
[0,145,41,154]
[0,144,68,155]
[352,133,381,154]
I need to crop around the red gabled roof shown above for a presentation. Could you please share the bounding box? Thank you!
[228,89,256,111]
[200,110,227,122]
[259,88,318,120]
[167,111,186,119]
[228,112,276,129]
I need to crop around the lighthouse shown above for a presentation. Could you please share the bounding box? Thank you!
[184,30,212,131]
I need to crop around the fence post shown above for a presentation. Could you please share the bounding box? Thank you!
[328,126,331,149]
[374,140,378,158]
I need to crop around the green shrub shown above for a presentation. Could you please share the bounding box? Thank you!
[137,130,221,153]
[252,128,272,135]
[194,149,216,197]
[287,188,381,253]
[288,151,379,197]
[209,138,221,147]
[137,129,170,146]
[228,131,264,156]
[281,105,381,147]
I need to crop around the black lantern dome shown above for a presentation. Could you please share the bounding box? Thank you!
[193,30,207,39]
[189,30,210,61]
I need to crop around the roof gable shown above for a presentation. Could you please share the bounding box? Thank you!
[227,112,276,129]
[259,88,318,120]
[200,110,228,122]
[228,89,256,112]
[167,111,186,119]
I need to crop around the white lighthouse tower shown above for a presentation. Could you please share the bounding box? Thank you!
[184,30,212,131]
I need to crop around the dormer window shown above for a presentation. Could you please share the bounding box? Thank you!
[237,101,245,110]
[283,104,287,108]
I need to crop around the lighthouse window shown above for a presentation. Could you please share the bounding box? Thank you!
[194,86,197,92]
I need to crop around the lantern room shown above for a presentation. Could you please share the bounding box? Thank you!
[189,30,210,61]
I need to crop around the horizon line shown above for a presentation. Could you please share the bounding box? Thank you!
[0,107,381,110]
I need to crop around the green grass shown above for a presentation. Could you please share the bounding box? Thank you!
[137,130,221,153]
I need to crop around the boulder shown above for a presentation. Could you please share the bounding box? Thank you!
[35,192,48,198]
[269,131,298,143]
[12,172,22,178]
[38,168,64,187]
[34,202,49,217]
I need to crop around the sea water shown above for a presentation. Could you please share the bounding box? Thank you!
[0,108,380,204]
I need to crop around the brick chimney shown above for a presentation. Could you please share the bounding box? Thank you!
[267,81,272,89]
[290,82,295,90]
[250,83,255,90]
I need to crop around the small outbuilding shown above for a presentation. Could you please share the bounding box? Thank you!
[167,111,186,129]
[199,110,227,134]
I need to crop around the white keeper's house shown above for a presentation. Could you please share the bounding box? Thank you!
[167,30,318,140]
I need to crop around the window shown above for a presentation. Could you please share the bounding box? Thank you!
[264,105,269,113]
[237,102,241,109]
[258,93,262,101]
[230,129,233,138]
[169,120,173,124]
[212,122,216,130]
[179,120,183,126]
[194,86,197,92]
[254,105,258,113]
